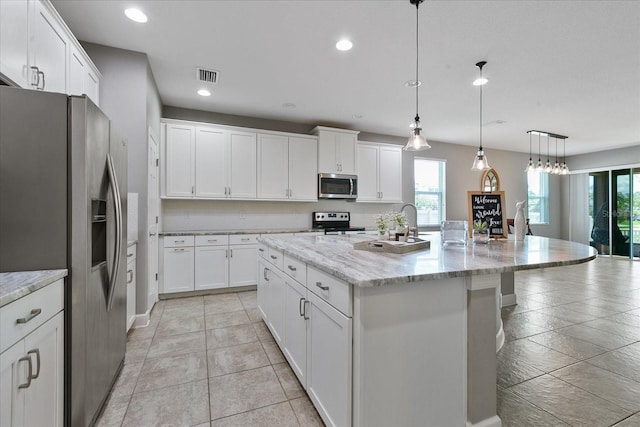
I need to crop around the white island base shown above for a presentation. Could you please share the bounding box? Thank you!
[353,274,500,427]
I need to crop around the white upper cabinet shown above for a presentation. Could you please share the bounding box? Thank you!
[162,121,257,200]
[195,126,227,198]
[0,1,101,103]
[32,0,68,94]
[314,126,359,175]
[257,133,318,201]
[165,123,195,198]
[0,0,30,87]
[356,142,402,203]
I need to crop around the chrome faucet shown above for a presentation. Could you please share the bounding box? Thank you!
[400,203,418,237]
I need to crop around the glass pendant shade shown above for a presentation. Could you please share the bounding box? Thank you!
[552,162,561,174]
[404,123,430,151]
[525,158,535,172]
[544,160,552,173]
[536,159,544,172]
[471,148,490,171]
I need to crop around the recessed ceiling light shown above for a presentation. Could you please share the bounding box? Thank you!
[197,89,211,97]
[282,102,296,109]
[405,80,421,88]
[124,8,148,23]
[336,39,353,51]
[352,114,363,119]
[472,77,488,86]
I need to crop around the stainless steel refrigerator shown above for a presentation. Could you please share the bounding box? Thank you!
[0,86,128,427]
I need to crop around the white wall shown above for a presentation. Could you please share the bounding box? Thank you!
[83,42,161,315]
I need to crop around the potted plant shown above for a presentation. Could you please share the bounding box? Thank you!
[392,211,408,233]
[375,213,389,239]
[472,219,490,244]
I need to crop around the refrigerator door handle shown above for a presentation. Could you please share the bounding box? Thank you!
[106,153,123,311]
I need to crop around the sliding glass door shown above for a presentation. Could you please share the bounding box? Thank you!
[589,168,640,259]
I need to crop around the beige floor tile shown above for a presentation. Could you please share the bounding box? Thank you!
[290,396,325,427]
[206,310,251,330]
[555,324,636,350]
[96,395,130,427]
[206,324,259,350]
[238,290,258,309]
[124,338,151,364]
[262,340,286,365]
[498,339,578,373]
[582,318,640,341]
[135,351,208,393]
[111,361,143,399]
[204,293,245,314]
[587,350,640,382]
[155,312,205,337]
[246,308,262,323]
[497,355,546,388]
[127,323,158,341]
[613,413,640,426]
[253,320,274,341]
[510,375,633,427]
[211,401,299,427]
[163,295,204,309]
[122,379,209,427]
[147,331,206,359]
[208,342,270,377]
[526,331,608,360]
[209,366,287,420]
[273,362,305,399]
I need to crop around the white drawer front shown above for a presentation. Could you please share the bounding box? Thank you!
[0,279,64,353]
[164,235,195,248]
[307,266,352,317]
[195,235,229,246]
[267,247,284,271]
[257,242,268,259]
[283,254,306,286]
[127,243,137,261]
[230,234,259,245]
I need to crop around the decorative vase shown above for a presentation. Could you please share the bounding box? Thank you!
[514,200,526,241]
[378,229,388,240]
[473,229,490,244]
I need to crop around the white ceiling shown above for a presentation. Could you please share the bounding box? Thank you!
[52,0,640,156]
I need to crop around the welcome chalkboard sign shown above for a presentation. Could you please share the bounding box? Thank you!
[467,191,508,238]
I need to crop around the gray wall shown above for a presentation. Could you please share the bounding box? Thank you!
[84,42,161,316]
[163,106,563,237]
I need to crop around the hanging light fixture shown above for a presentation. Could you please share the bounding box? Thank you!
[544,134,553,173]
[552,136,561,174]
[560,136,570,175]
[471,61,491,171]
[403,0,430,151]
[535,133,543,172]
[525,131,535,172]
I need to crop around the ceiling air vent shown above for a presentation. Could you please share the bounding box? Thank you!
[196,67,219,84]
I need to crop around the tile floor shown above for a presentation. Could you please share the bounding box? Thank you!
[97,256,640,426]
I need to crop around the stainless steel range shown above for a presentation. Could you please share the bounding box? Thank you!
[312,211,366,235]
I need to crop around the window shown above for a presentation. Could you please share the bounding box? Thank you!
[527,170,549,224]
[414,158,446,226]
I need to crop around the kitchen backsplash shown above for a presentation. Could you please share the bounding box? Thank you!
[162,199,400,231]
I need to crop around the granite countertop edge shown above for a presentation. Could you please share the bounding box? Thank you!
[257,235,597,288]
[0,269,68,308]
[160,229,331,236]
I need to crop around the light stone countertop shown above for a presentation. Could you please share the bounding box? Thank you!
[160,229,331,236]
[0,269,68,308]
[258,233,597,288]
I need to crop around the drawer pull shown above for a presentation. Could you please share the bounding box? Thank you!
[316,282,329,291]
[174,248,185,252]
[259,248,265,252]
[27,349,40,379]
[287,265,297,272]
[208,239,218,243]
[18,356,33,389]
[270,255,278,260]
[127,269,134,283]
[299,297,305,316]
[127,253,134,258]
[16,308,42,324]
[303,300,310,320]
[263,267,270,282]
[241,238,251,241]
[174,240,184,243]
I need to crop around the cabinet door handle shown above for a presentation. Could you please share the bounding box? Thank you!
[230,249,233,258]
[174,248,185,252]
[18,356,32,389]
[27,349,40,379]
[303,300,310,320]
[149,232,157,237]
[316,282,329,291]
[127,269,134,284]
[270,255,277,260]
[299,297,305,317]
[191,186,194,194]
[38,71,45,90]
[380,191,383,199]
[175,240,184,243]
[263,267,269,281]
[287,265,297,272]
[208,239,218,243]
[30,66,40,88]
[258,248,265,252]
[228,187,231,196]
[16,308,42,324]
[225,249,229,258]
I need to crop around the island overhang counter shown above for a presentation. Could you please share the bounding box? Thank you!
[256,233,597,427]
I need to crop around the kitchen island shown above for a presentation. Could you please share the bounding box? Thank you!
[257,233,596,427]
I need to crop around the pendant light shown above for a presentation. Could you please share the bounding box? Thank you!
[552,136,561,174]
[471,61,490,171]
[403,0,430,151]
[535,133,543,172]
[544,134,553,173]
[525,131,535,172]
[560,136,570,175]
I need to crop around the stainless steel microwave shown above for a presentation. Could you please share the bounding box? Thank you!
[318,173,357,199]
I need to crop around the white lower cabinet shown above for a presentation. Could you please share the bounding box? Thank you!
[0,280,64,427]
[257,250,352,427]
[162,234,258,294]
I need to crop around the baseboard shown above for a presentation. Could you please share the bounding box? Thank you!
[467,415,502,427]
[132,308,151,329]
[159,284,257,300]
[501,293,517,307]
